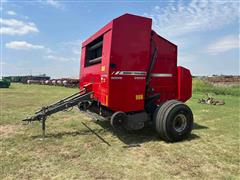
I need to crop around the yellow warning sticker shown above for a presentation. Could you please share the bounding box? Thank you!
[101,66,106,72]
[136,94,143,100]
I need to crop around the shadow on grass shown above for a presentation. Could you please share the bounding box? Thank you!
[96,120,201,145]
[31,121,203,145]
[193,123,208,130]
[31,128,106,139]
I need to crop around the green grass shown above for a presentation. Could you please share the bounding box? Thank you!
[1,82,240,179]
[192,78,240,96]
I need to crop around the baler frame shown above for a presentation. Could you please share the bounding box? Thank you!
[22,13,194,142]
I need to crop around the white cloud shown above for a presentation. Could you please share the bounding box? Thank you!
[45,54,76,62]
[7,10,16,16]
[6,41,45,50]
[0,18,39,35]
[206,35,239,54]
[45,48,54,54]
[145,1,239,38]
[43,39,81,63]
[38,0,65,10]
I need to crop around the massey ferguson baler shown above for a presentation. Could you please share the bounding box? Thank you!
[23,14,193,142]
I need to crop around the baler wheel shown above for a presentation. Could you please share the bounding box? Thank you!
[77,101,90,111]
[154,100,193,142]
[110,111,127,129]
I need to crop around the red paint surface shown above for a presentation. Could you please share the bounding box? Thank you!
[148,31,178,103]
[80,13,192,112]
[177,66,192,102]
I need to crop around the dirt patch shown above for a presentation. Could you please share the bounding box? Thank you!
[83,142,96,150]
[0,124,23,138]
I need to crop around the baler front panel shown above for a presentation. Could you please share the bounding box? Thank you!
[99,30,112,106]
[80,46,102,100]
[80,23,113,105]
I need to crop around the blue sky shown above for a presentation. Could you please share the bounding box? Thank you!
[1,0,239,78]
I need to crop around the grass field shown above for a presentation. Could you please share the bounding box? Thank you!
[1,80,240,179]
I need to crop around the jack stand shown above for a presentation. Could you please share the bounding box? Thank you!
[41,117,46,139]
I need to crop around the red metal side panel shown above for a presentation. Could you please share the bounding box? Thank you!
[80,23,113,103]
[79,46,102,100]
[108,14,152,112]
[177,66,192,102]
[149,31,178,103]
[99,31,112,106]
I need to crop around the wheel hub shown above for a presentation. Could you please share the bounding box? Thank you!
[173,114,187,132]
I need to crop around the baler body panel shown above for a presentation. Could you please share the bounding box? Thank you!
[177,66,192,102]
[108,14,152,112]
[80,13,192,113]
[148,31,178,103]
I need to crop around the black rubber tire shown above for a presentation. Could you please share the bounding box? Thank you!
[154,100,193,142]
[110,111,127,129]
[77,101,89,111]
[153,100,179,140]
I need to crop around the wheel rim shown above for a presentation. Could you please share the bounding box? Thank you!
[115,118,123,126]
[173,114,187,132]
[112,113,125,128]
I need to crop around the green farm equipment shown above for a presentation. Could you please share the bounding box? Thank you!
[0,79,11,88]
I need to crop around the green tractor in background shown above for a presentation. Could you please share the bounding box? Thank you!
[0,79,11,88]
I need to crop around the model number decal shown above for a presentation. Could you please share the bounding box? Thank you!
[111,77,123,80]
[112,71,146,76]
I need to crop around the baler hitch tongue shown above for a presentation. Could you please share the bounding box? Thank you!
[22,113,45,123]
[22,89,93,138]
